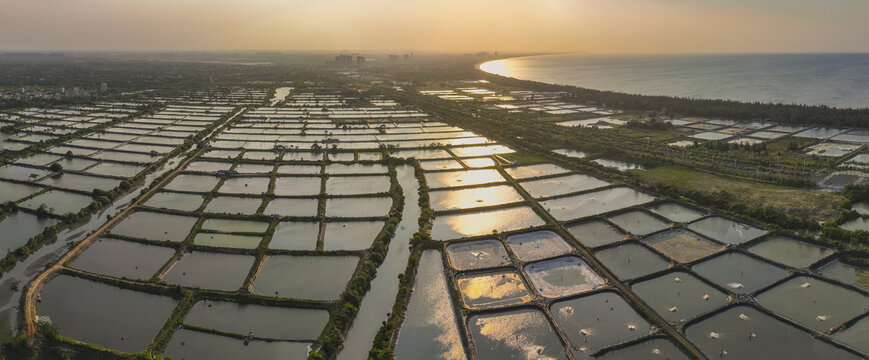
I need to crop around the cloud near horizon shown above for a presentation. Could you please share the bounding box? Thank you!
[1,0,867,53]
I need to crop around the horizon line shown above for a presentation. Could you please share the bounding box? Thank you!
[2,50,869,56]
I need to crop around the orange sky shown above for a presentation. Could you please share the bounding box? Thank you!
[1,0,867,53]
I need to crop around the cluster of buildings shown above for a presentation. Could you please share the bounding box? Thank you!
[334,53,414,67]
[388,53,413,61]
[335,54,366,67]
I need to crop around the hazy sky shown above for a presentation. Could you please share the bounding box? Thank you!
[1,0,867,53]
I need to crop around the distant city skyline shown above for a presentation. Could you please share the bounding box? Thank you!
[1,0,867,53]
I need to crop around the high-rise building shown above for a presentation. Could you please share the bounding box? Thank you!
[356,56,365,67]
[335,55,353,66]
[100,82,108,92]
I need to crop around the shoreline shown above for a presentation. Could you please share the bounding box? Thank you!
[475,54,869,111]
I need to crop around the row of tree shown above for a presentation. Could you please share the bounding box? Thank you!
[481,71,869,127]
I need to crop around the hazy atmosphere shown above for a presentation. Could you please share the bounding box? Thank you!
[1,0,868,53]
[2,1,869,359]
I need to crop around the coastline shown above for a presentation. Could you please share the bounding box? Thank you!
[476,53,869,111]
[473,52,558,70]
[470,62,869,129]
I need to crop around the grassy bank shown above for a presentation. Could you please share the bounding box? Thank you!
[638,165,842,222]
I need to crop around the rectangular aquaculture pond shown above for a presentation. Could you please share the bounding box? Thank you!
[429,185,523,211]
[594,337,689,360]
[686,216,765,245]
[268,221,319,250]
[264,198,319,217]
[504,163,570,180]
[647,202,705,223]
[424,169,505,189]
[818,260,869,290]
[631,271,729,323]
[217,177,271,195]
[691,252,787,294]
[446,239,511,271]
[468,308,567,360]
[162,251,256,291]
[273,177,322,196]
[322,220,384,250]
[607,210,671,237]
[193,233,262,249]
[505,230,574,262]
[519,174,609,198]
[594,243,671,280]
[163,329,311,360]
[565,220,627,248]
[37,275,177,353]
[200,218,270,233]
[686,305,861,360]
[540,187,655,221]
[523,256,605,298]
[642,229,722,263]
[109,211,198,242]
[431,206,545,241]
[325,175,390,195]
[325,197,392,217]
[204,196,263,215]
[70,237,175,280]
[252,255,359,300]
[164,173,221,193]
[756,276,869,332]
[747,236,833,268]
[551,292,650,356]
[455,270,533,309]
[832,315,869,355]
[183,299,328,340]
[0,180,41,202]
[144,192,204,212]
[18,190,93,215]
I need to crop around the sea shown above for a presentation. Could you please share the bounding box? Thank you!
[480,53,869,109]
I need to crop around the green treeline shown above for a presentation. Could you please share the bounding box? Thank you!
[480,71,869,128]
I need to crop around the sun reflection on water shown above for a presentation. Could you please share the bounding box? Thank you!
[480,60,513,77]
[457,272,532,309]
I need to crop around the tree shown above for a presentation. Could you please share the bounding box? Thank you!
[38,321,59,339]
